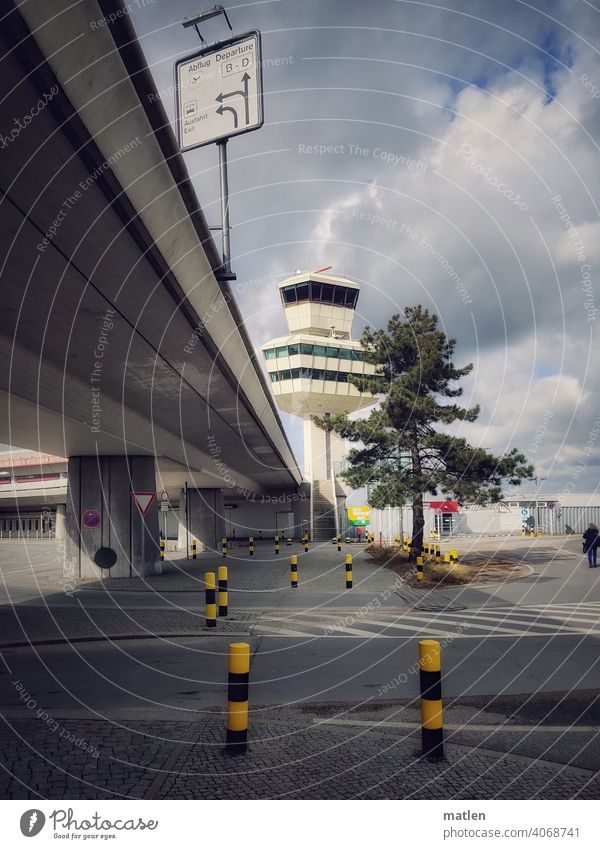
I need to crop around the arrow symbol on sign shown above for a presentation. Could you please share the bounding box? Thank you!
[216,73,251,125]
[216,103,239,128]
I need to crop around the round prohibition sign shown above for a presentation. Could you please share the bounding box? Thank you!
[81,509,101,529]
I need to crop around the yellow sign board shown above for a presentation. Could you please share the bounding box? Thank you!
[347,506,371,526]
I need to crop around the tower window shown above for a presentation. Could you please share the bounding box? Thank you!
[288,343,300,356]
[313,344,327,357]
[275,346,288,357]
[320,284,334,303]
[263,348,276,360]
[296,282,310,301]
[282,286,297,304]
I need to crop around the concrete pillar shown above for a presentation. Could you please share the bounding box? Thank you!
[65,456,160,580]
[55,504,66,541]
[177,488,188,552]
[176,487,225,554]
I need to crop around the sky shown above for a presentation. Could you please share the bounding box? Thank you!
[129,0,600,495]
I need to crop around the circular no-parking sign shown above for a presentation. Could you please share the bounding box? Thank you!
[82,509,101,528]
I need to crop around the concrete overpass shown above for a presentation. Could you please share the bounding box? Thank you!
[0,0,303,577]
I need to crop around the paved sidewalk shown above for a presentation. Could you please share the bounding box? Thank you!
[0,605,258,647]
[1,708,598,800]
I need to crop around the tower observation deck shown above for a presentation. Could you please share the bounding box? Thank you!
[261,272,377,537]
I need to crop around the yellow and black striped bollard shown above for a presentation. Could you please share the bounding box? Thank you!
[290,554,298,588]
[286,537,292,546]
[218,565,228,617]
[226,642,250,755]
[159,538,165,562]
[192,539,197,559]
[205,571,216,628]
[345,553,353,589]
[419,639,443,760]
[275,535,280,554]
[416,555,424,582]
[248,536,254,556]
[304,536,309,553]
[435,544,441,564]
[221,537,228,558]
[337,534,342,552]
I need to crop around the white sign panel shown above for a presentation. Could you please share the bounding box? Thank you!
[175,31,263,151]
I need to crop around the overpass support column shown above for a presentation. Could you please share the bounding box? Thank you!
[177,488,225,554]
[54,504,66,541]
[65,456,160,580]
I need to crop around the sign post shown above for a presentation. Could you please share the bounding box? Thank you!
[131,492,157,574]
[175,23,264,281]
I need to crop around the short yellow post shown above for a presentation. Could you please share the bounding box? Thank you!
[205,572,216,628]
[419,639,443,760]
[226,642,250,754]
[192,539,197,560]
[159,538,165,562]
[290,554,298,588]
[345,553,353,589]
[248,536,254,556]
[218,565,228,617]
[221,537,228,558]
[275,535,280,554]
[416,555,424,583]
[337,534,342,552]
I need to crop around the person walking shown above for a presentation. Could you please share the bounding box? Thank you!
[583,522,599,568]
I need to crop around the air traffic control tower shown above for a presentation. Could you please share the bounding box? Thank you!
[261,272,377,539]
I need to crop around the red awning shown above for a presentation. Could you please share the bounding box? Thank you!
[428,500,459,513]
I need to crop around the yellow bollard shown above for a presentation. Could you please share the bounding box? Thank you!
[416,555,424,583]
[205,572,216,628]
[337,534,342,553]
[192,539,197,560]
[419,639,443,760]
[226,642,250,754]
[286,537,292,546]
[159,538,165,562]
[248,536,254,556]
[218,565,228,617]
[275,535,280,554]
[290,554,298,588]
[304,537,309,553]
[435,545,441,564]
[345,553,353,589]
[221,537,228,558]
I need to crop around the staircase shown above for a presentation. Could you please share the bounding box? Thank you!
[312,479,338,541]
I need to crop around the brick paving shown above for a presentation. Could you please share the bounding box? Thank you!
[0,606,258,647]
[1,711,598,800]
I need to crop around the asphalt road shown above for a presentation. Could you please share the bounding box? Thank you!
[0,535,599,713]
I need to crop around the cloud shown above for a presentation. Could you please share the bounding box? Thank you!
[130,0,600,488]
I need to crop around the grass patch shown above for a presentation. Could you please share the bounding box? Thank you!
[366,544,472,587]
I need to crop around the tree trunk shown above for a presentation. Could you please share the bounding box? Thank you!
[411,495,424,561]
[409,441,423,561]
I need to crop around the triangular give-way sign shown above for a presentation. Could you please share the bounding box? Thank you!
[131,492,156,516]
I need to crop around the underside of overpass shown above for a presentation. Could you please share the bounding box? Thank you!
[0,0,302,576]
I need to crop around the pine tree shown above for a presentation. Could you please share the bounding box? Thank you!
[314,306,534,558]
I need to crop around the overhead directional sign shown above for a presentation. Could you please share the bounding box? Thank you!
[175,30,264,151]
